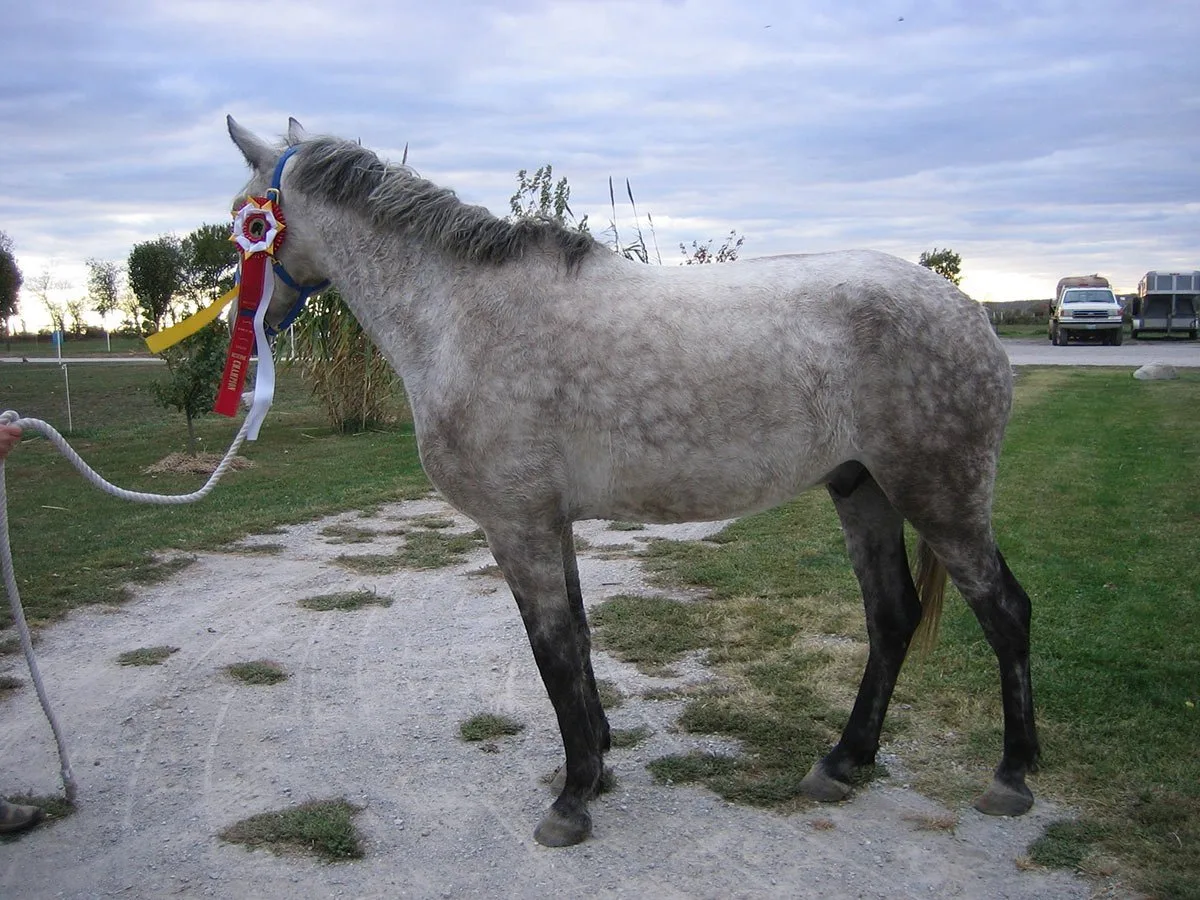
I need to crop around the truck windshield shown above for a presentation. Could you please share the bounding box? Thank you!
[1064,290,1114,304]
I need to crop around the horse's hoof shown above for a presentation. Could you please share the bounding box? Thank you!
[534,805,592,847]
[548,765,615,796]
[973,778,1034,817]
[799,764,852,803]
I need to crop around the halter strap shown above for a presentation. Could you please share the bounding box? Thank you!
[264,145,330,335]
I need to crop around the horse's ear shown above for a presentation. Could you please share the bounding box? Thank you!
[286,117,309,145]
[226,115,275,173]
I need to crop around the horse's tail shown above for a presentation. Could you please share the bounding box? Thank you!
[911,538,948,656]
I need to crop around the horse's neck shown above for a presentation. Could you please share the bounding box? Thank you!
[307,206,455,386]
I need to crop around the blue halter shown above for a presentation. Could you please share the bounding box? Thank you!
[261,145,330,335]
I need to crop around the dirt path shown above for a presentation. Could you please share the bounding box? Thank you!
[1,498,1091,899]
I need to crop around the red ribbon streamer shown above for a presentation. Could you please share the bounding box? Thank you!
[214,252,268,417]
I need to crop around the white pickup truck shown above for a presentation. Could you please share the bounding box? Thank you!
[1049,275,1124,346]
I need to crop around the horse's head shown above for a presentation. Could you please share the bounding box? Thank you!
[226,116,330,332]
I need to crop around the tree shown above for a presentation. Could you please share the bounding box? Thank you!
[0,231,21,332]
[87,258,123,321]
[128,235,184,333]
[87,258,124,349]
[918,247,963,285]
[26,268,68,334]
[151,320,228,455]
[181,223,239,307]
[65,298,87,335]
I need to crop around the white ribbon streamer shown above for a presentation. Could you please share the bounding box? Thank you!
[244,270,276,441]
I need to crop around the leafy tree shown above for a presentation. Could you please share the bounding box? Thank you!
[65,298,87,335]
[0,231,21,330]
[128,235,184,333]
[26,268,69,333]
[918,247,963,285]
[182,223,238,307]
[86,258,123,324]
[151,320,228,455]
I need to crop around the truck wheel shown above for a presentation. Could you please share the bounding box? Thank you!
[1113,329,1123,346]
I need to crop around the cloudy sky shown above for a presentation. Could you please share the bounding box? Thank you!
[1,0,1196,328]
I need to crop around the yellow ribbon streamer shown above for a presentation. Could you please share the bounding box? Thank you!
[144,287,239,354]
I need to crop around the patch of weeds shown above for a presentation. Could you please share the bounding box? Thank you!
[459,713,524,742]
[610,726,651,749]
[641,686,688,700]
[0,675,22,692]
[0,634,28,655]
[335,530,487,573]
[591,595,708,675]
[396,530,486,568]
[231,543,285,556]
[226,660,289,685]
[299,591,392,612]
[219,798,364,861]
[596,679,624,710]
[1028,819,1111,869]
[125,555,197,585]
[607,521,646,531]
[319,523,378,545]
[648,752,740,785]
[117,645,179,666]
[573,536,592,551]
[407,514,455,529]
[702,531,739,544]
[810,817,836,831]
[902,811,958,832]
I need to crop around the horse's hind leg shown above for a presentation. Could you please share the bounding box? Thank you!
[800,463,924,802]
[562,528,611,756]
[484,521,604,847]
[926,535,1039,816]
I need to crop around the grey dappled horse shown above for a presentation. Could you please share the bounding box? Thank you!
[227,117,1039,847]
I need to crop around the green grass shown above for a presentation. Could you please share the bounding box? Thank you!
[592,368,1200,894]
[219,798,364,861]
[319,523,379,544]
[298,590,392,612]
[226,659,289,685]
[117,645,179,666]
[3,333,152,358]
[334,529,487,573]
[459,713,524,741]
[609,726,651,749]
[0,364,428,628]
[607,520,646,531]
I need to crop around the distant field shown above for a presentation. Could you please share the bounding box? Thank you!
[3,334,151,358]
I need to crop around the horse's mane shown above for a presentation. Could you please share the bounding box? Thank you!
[290,137,598,269]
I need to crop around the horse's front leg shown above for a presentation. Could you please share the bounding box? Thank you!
[487,522,603,847]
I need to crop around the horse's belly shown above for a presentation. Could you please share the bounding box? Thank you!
[579,450,837,524]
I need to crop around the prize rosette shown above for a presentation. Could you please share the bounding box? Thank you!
[213,198,287,420]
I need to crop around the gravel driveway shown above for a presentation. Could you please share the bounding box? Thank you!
[0,498,1097,899]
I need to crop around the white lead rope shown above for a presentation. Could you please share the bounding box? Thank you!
[0,409,254,803]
